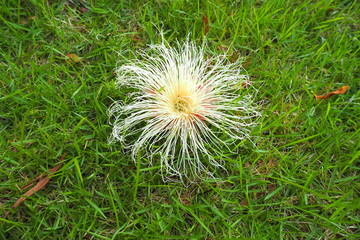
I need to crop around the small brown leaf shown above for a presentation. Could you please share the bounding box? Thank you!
[4,163,62,217]
[241,80,252,88]
[66,54,82,63]
[267,184,277,192]
[19,16,36,24]
[202,15,210,35]
[314,86,350,100]
[83,233,93,240]
[240,199,249,206]
[64,1,75,8]
[80,7,89,13]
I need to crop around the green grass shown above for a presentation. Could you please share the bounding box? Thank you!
[1,0,359,239]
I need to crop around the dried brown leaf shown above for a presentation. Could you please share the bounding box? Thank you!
[314,86,350,100]
[66,53,82,63]
[4,163,62,217]
[80,7,89,13]
[241,80,252,88]
[240,199,249,206]
[202,15,209,35]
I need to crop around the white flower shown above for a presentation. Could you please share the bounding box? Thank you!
[108,40,260,180]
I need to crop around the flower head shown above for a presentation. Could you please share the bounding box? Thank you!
[109,40,260,180]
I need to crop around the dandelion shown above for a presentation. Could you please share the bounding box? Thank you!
[108,39,260,180]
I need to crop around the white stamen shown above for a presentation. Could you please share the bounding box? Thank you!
[108,39,260,181]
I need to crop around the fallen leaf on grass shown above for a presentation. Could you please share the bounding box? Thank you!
[66,53,82,63]
[80,7,89,13]
[63,1,89,14]
[202,15,210,35]
[64,0,75,8]
[314,86,350,100]
[240,199,249,206]
[241,80,252,88]
[19,16,36,24]
[4,163,62,217]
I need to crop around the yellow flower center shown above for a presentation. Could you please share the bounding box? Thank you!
[173,96,192,113]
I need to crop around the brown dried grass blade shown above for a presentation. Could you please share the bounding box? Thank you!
[66,53,82,63]
[4,163,62,217]
[314,86,350,100]
[202,15,210,35]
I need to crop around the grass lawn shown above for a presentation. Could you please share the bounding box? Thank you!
[1,0,359,239]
